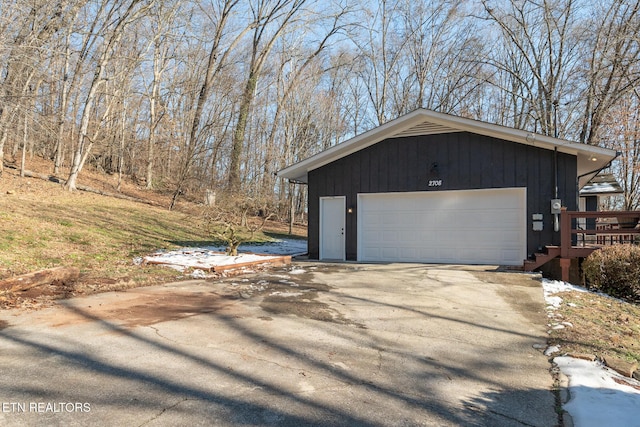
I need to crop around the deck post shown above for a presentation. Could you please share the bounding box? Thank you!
[559,258,571,282]
[560,207,571,258]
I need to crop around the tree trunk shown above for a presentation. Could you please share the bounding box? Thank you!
[20,114,27,177]
[65,0,149,191]
[228,71,258,192]
[288,182,295,235]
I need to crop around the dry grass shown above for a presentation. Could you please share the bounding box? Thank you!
[549,290,640,363]
[0,159,305,308]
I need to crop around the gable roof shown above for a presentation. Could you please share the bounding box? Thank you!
[580,172,623,195]
[278,109,617,188]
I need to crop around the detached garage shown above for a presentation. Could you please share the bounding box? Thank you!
[278,109,617,267]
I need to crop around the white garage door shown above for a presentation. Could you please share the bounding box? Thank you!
[357,188,526,265]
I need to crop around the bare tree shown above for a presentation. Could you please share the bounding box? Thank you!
[347,0,404,126]
[137,2,181,189]
[259,3,352,196]
[203,195,274,255]
[578,0,640,144]
[601,93,640,210]
[168,0,252,209]
[1,0,639,221]
[65,0,156,191]
[329,50,369,136]
[50,0,88,175]
[226,0,310,192]
[478,0,579,135]
[0,1,66,177]
[393,0,483,115]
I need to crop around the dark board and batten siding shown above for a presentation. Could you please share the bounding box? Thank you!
[308,131,578,261]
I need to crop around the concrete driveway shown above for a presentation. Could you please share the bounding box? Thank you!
[0,263,557,426]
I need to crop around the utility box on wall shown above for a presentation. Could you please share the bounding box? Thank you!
[532,213,544,231]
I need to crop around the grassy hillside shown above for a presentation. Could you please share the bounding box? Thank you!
[0,160,304,307]
[548,289,640,364]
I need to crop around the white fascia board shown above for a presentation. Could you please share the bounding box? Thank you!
[425,110,612,158]
[277,109,618,184]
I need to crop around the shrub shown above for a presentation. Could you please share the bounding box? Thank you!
[202,195,274,256]
[583,245,640,302]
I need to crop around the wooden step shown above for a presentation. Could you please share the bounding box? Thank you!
[523,246,561,271]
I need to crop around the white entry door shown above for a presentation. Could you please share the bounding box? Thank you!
[320,196,346,260]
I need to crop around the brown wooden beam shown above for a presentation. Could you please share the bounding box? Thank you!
[559,258,571,282]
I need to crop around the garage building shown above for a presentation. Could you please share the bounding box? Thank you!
[278,109,617,266]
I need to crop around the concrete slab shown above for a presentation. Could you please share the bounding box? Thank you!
[0,263,557,426]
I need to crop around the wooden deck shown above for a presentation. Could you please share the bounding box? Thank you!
[524,208,640,281]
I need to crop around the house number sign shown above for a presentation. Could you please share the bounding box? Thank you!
[428,180,443,187]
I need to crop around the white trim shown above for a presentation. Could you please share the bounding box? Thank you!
[357,188,527,265]
[356,195,363,263]
[278,109,617,188]
[319,196,346,261]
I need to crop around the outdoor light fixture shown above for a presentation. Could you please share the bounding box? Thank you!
[347,206,354,214]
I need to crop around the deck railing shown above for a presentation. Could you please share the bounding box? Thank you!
[559,208,640,259]
[525,209,640,281]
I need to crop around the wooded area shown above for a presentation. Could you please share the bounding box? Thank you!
[0,0,639,217]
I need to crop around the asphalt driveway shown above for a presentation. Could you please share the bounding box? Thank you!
[0,263,557,426]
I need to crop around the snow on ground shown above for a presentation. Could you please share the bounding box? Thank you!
[542,279,640,427]
[199,238,308,257]
[555,356,640,427]
[142,238,307,274]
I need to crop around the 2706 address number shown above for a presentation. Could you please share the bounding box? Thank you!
[428,180,442,187]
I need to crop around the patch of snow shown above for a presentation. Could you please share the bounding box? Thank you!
[190,269,207,279]
[542,279,588,300]
[269,291,304,297]
[144,250,283,271]
[555,357,640,427]
[142,238,307,272]
[542,279,640,427]
[204,238,307,256]
[544,345,561,356]
[546,296,563,309]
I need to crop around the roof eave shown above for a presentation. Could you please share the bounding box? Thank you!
[278,110,430,183]
[277,109,618,186]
